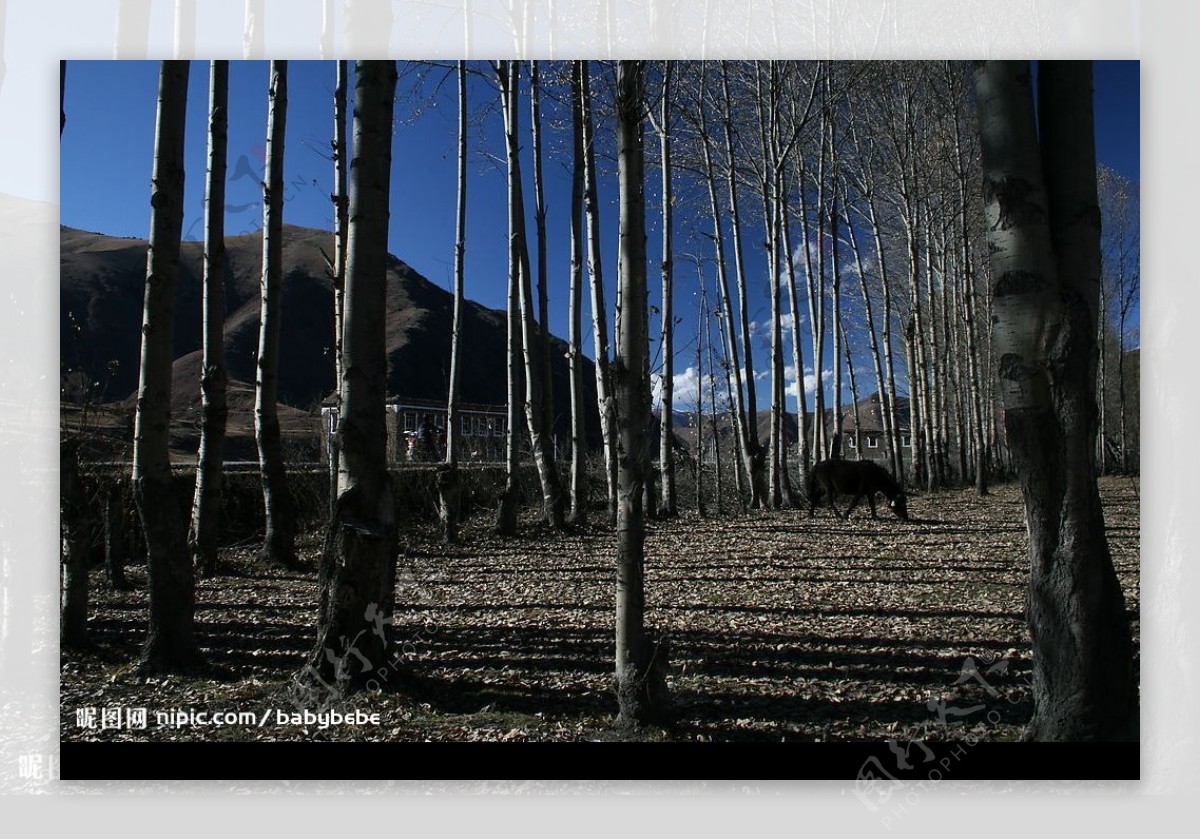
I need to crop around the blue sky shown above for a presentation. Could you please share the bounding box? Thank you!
[60,60,1140,411]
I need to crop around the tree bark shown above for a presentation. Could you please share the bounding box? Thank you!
[975,59,1136,741]
[580,61,618,524]
[494,62,524,537]
[614,60,669,727]
[780,190,811,494]
[567,61,588,525]
[256,60,297,568]
[328,60,349,522]
[529,60,556,456]
[500,60,564,529]
[60,441,90,649]
[720,62,766,507]
[103,484,130,590]
[440,59,468,543]
[303,60,399,694]
[698,65,755,512]
[134,60,198,672]
[655,62,678,518]
[189,60,229,577]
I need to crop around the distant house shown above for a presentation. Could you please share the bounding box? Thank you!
[832,393,913,462]
[322,395,510,464]
[667,391,913,466]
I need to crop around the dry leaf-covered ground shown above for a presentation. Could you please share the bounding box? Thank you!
[61,476,1139,743]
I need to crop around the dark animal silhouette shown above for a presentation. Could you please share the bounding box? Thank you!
[807,458,908,521]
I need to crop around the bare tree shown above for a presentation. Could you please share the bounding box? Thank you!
[494,62,524,537]
[255,61,297,568]
[529,61,556,461]
[567,60,589,525]
[134,60,198,671]
[189,60,229,577]
[580,61,618,523]
[326,60,349,521]
[649,61,678,518]
[975,59,1135,740]
[613,60,669,727]
[497,60,564,529]
[439,59,468,543]
[1097,165,1139,474]
[303,60,400,691]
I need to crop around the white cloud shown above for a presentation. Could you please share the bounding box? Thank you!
[654,365,728,410]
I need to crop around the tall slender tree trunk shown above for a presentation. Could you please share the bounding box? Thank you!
[580,61,618,524]
[613,60,669,727]
[694,295,705,517]
[495,62,524,537]
[975,59,1135,741]
[715,284,748,512]
[256,61,296,568]
[860,179,905,483]
[953,100,989,494]
[1096,278,1108,472]
[135,60,198,671]
[699,68,754,511]
[781,193,811,494]
[303,60,400,692]
[529,60,556,455]
[845,189,891,468]
[329,60,349,521]
[829,124,844,453]
[439,59,468,543]
[799,143,828,463]
[567,61,588,525]
[720,61,766,507]
[499,61,564,529]
[842,322,862,459]
[189,60,229,577]
[655,62,677,518]
[1117,303,1130,473]
[332,61,349,395]
[705,294,723,514]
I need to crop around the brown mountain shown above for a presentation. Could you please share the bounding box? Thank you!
[60,224,598,443]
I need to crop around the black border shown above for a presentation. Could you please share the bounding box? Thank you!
[60,741,1139,781]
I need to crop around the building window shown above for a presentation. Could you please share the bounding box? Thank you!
[901,434,911,448]
[402,411,417,432]
[867,435,878,449]
[847,436,856,449]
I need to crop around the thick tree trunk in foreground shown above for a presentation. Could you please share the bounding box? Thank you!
[614,60,670,727]
[975,60,1135,741]
[189,60,229,577]
[134,60,198,671]
[302,60,399,694]
[256,60,297,568]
